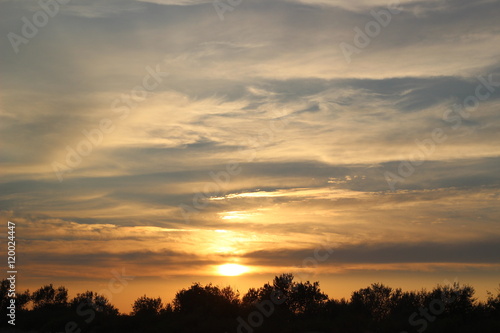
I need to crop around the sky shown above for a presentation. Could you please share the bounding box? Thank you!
[1,0,499,313]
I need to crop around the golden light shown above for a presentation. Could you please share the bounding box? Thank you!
[218,264,249,276]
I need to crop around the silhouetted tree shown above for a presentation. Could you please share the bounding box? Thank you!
[427,282,476,319]
[242,287,260,307]
[290,280,328,314]
[132,295,163,316]
[0,279,11,310]
[351,283,401,321]
[392,289,426,318]
[173,283,239,315]
[162,302,174,314]
[32,284,68,310]
[240,272,329,333]
[171,283,241,333]
[0,280,30,313]
[71,291,119,316]
[7,276,500,333]
[486,285,500,316]
[16,289,31,310]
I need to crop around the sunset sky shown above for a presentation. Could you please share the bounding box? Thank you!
[1,0,499,313]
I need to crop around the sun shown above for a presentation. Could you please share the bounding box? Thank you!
[218,264,248,276]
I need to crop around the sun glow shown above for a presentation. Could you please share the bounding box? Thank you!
[218,264,249,276]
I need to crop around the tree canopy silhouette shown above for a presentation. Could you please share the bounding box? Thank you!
[3,275,500,333]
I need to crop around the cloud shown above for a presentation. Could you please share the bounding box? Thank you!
[0,0,499,293]
[136,0,211,5]
[242,239,500,270]
[60,0,145,18]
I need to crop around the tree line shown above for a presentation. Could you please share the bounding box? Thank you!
[1,273,499,333]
